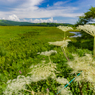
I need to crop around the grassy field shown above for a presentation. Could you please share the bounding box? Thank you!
[0,26,77,42]
[0,26,80,45]
[0,26,94,95]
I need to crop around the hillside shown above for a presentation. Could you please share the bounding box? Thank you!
[0,20,32,26]
[0,20,73,26]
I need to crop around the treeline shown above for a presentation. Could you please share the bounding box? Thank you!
[20,23,73,27]
[0,20,32,26]
[0,20,73,27]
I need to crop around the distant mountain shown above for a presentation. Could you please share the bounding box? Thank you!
[0,20,73,26]
[0,20,32,26]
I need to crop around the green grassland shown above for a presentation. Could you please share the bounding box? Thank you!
[0,26,94,94]
[0,26,80,44]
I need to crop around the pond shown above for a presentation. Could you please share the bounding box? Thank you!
[69,31,82,38]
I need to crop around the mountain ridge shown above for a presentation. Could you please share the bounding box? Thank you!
[0,20,73,26]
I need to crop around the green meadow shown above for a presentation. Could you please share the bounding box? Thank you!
[0,26,94,95]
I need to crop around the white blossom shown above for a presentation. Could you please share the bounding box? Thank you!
[77,25,95,36]
[3,75,31,95]
[48,39,71,48]
[67,53,95,83]
[55,77,69,85]
[37,50,57,56]
[28,62,58,81]
[57,26,73,32]
[57,85,72,95]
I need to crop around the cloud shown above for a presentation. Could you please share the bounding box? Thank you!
[2,17,5,20]
[0,0,82,18]
[29,17,57,23]
[10,5,82,19]
[7,14,20,21]
[54,1,69,6]
[1,15,57,23]
[0,0,90,24]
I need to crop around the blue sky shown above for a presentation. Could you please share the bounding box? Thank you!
[0,0,95,24]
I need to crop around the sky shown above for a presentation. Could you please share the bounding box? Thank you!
[0,0,95,24]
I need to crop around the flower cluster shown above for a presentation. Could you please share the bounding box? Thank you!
[28,61,57,80]
[48,39,71,49]
[55,77,72,95]
[66,53,95,84]
[37,50,57,56]
[57,26,73,32]
[3,75,31,95]
[77,24,95,58]
[55,77,69,85]
[57,85,72,95]
[77,24,95,36]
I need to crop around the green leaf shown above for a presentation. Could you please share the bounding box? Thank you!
[49,92,54,95]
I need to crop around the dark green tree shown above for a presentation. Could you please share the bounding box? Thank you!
[75,6,95,26]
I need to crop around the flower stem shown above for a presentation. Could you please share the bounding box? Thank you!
[47,79,57,95]
[78,82,83,95]
[64,32,65,40]
[23,77,33,93]
[86,82,90,94]
[64,47,70,58]
[48,56,51,63]
[93,36,95,59]
[61,47,70,61]
[24,88,33,93]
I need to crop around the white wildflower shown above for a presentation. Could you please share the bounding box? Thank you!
[55,77,69,85]
[3,75,31,95]
[37,50,57,56]
[77,24,95,58]
[28,62,58,81]
[77,25,95,36]
[57,85,72,95]
[57,26,73,32]
[67,53,95,83]
[48,39,71,48]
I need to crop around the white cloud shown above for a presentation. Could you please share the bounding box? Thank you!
[0,0,87,24]
[54,1,69,6]
[10,6,82,19]
[2,17,5,20]
[29,17,57,23]
[7,14,20,21]
[0,0,82,18]
[21,19,28,22]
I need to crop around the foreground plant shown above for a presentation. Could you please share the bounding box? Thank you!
[57,85,72,95]
[37,50,57,63]
[3,57,60,95]
[28,61,58,81]
[48,39,71,61]
[3,75,32,95]
[57,26,73,40]
[77,24,95,58]
[66,53,95,94]
[55,77,72,95]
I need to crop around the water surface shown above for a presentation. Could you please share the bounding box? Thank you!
[69,32,82,38]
